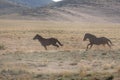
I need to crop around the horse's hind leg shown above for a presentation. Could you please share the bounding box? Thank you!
[107,42,111,49]
[44,46,47,50]
[53,44,59,48]
[56,40,63,46]
[89,44,93,49]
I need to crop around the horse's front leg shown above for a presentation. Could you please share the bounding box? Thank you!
[86,43,93,51]
[89,44,93,49]
[86,43,91,51]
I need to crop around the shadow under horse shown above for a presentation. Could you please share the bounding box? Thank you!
[83,33,113,51]
[33,34,63,50]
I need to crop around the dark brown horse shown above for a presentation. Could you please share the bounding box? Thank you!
[83,33,113,51]
[33,34,63,50]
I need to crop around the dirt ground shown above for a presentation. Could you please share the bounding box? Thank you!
[0,20,120,80]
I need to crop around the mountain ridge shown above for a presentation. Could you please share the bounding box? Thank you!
[0,0,27,16]
[7,0,53,7]
[0,0,120,23]
[22,0,120,22]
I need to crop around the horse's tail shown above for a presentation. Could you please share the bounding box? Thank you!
[107,39,113,46]
[56,39,63,46]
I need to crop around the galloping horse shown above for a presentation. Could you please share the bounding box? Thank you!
[83,33,113,51]
[33,34,63,50]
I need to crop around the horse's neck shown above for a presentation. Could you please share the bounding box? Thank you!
[38,37,44,41]
[89,36,97,41]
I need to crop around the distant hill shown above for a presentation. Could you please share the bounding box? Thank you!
[7,0,53,7]
[0,0,28,16]
[20,0,120,22]
[0,0,54,19]
[0,0,120,23]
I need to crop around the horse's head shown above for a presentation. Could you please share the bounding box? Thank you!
[83,33,96,41]
[83,33,88,41]
[33,34,42,40]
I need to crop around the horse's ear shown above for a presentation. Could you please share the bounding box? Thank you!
[36,34,39,36]
[85,33,89,34]
[85,33,91,35]
[84,33,87,35]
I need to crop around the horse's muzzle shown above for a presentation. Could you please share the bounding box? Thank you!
[83,38,86,41]
[33,38,35,40]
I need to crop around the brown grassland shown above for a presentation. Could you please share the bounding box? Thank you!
[0,19,120,80]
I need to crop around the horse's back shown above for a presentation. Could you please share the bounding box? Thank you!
[49,38,58,42]
[99,37,110,41]
[95,37,110,44]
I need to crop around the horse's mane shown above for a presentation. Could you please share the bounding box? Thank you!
[86,33,97,38]
[36,34,43,39]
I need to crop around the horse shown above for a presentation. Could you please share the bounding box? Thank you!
[33,34,63,50]
[83,33,113,51]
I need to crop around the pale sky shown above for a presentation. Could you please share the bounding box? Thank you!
[52,0,62,2]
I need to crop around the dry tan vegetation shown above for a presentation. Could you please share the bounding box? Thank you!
[0,19,120,80]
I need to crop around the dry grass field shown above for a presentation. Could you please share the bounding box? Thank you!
[0,19,120,80]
